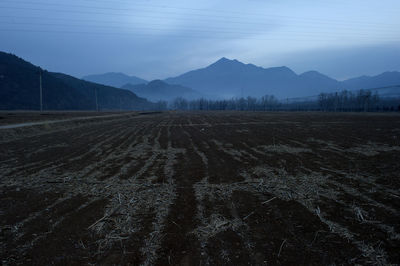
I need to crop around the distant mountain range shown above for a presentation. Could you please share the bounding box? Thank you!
[0,52,154,110]
[165,57,400,99]
[83,58,400,101]
[340,72,400,91]
[83,72,147,88]
[2,51,399,111]
[122,80,204,102]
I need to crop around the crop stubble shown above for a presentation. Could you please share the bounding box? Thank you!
[0,111,399,265]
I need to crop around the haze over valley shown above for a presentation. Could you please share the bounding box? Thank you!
[86,57,400,100]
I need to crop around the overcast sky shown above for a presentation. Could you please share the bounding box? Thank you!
[0,0,399,80]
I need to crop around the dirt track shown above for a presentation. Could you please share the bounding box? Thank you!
[0,111,120,126]
[1,111,399,265]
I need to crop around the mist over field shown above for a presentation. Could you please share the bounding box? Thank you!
[1,0,400,265]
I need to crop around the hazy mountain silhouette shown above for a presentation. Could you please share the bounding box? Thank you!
[83,72,147,88]
[340,71,400,91]
[164,57,332,98]
[122,80,203,102]
[165,57,400,99]
[299,71,338,91]
[0,52,154,110]
[2,52,399,110]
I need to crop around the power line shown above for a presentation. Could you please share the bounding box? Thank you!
[1,5,398,40]
[3,0,393,26]
[284,85,400,102]
[1,28,399,42]
[1,4,399,29]
[1,14,398,34]
[39,70,43,111]
[1,2,398,43]
[1,14,398,35]
[1,21,398,39]
[95,88,98,112]
[32,0,400,20]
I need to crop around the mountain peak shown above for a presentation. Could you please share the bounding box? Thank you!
[274,66,293,71]
[148,79,167,87]
[217,57,231,62]
[301,70,319,75]
[213,57,241,65]
[300,70,326,78]
[82,72,147,87]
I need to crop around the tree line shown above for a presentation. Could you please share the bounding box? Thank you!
[169,95,280,111]
[318,89,380,112]
[159,89,399,112]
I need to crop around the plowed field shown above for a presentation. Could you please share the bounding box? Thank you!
[1,111,399,265]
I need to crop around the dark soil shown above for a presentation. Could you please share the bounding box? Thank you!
[1,111,399,265]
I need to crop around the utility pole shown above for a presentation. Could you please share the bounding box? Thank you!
[39,70,43,111]
[95,88,98,112]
